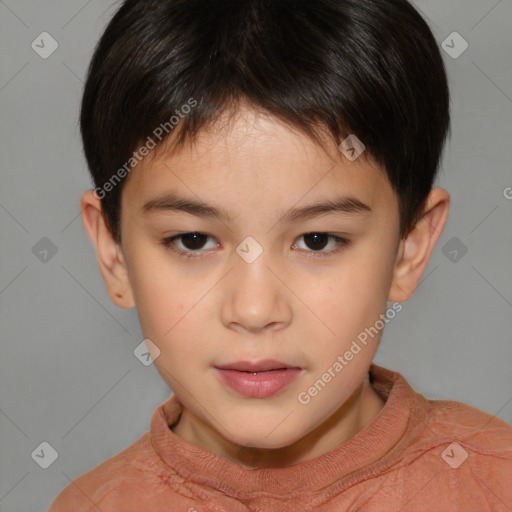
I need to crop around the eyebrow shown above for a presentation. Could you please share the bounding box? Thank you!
[142,192,372,223]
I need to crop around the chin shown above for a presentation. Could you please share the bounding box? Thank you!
[225,422,307,451]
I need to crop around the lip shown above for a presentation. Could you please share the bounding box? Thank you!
[214,360,302,398]
[215,359,297,372]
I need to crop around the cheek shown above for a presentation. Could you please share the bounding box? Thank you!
[127,249,198,338]
[138,287,196,341]
[305,250,392,354]
[350,238,395,298]
[326,255,388,310]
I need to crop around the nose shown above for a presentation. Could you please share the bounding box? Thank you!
[220,248,293,334]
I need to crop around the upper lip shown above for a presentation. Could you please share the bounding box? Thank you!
[215,359,299,372]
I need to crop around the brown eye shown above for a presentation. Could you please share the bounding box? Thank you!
[179,232,209,250]
[161,232,218,258]
[303,233,329,251]
[292,233,349,257]
[161,231,349,261]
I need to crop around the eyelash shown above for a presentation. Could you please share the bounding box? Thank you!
[160,232,350,260]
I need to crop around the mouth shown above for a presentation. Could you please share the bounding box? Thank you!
[214,360,302,398]
[215,359,299,373]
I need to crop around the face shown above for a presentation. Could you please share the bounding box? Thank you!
[118,107,402,449]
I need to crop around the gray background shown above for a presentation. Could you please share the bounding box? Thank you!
[0,1,511,510]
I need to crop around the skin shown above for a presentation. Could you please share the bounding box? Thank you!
[81,106,450,469]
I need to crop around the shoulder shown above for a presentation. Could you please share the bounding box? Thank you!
[427,397,512,451]
[404,395,512,468]
[392,397,512,510]
[46,433,155,512]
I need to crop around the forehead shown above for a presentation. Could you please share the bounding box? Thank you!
[122,107,397,224]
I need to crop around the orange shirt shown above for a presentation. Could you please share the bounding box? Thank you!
[47,364,512,511]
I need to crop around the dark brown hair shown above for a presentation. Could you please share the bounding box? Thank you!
[80,0,450,243]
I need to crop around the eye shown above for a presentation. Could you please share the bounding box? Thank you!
[292,233,349,257]
[161,232,218,258]
[161,231,350,260]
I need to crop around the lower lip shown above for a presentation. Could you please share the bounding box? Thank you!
[215,368,301,398]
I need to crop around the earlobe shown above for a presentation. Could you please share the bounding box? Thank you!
[388,188,450,303]
[80,189,135,309]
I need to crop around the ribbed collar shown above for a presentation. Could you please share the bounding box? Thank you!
[149,364,426,498]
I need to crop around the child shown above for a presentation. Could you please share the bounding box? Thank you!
[48,0,512,510]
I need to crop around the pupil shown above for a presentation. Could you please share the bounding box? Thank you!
[304,233,327,251]
[182,233,207,250]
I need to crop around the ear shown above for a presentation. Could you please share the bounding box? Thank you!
[388,188,450,303]
[80,189,135,309]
